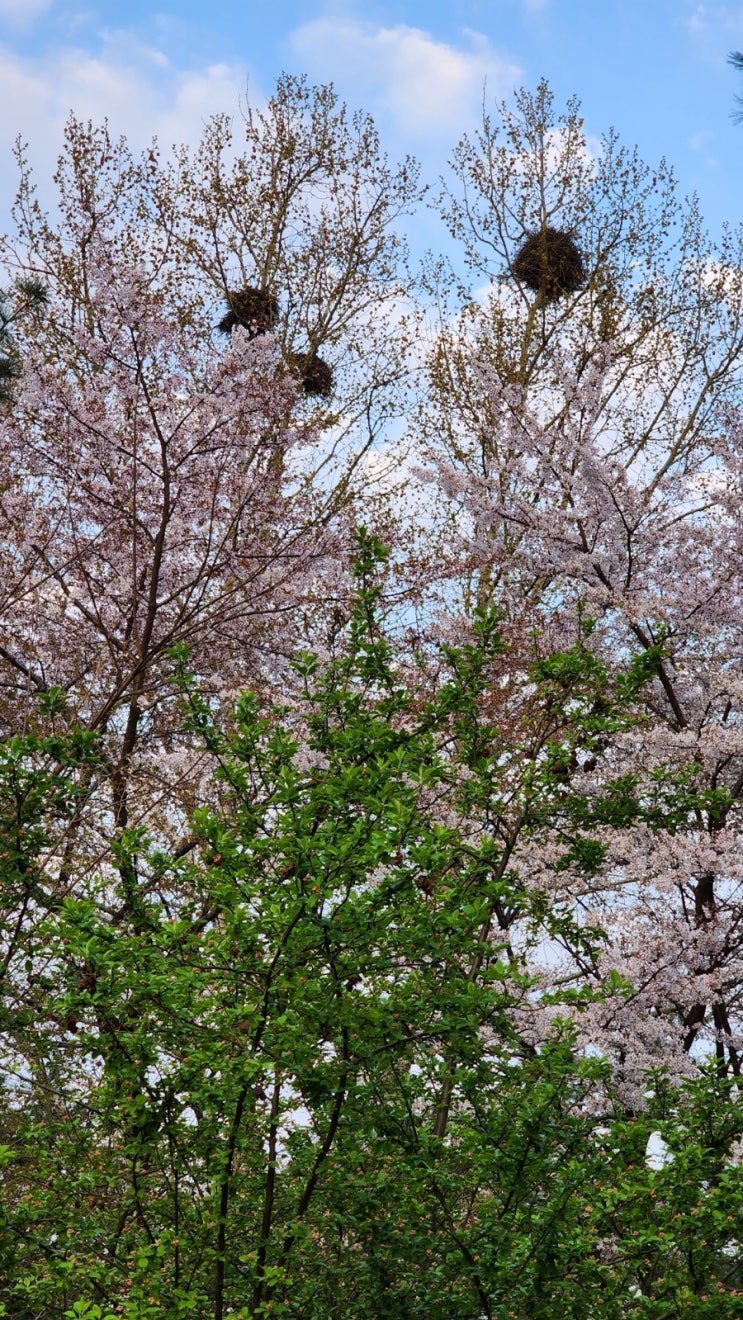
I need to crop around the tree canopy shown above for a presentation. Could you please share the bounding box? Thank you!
[3,75,743,1319]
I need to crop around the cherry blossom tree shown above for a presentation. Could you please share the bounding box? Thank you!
[159,73,421,496]
[418,81,743,1091]
[0,137,324,880]
[0,76,419,888]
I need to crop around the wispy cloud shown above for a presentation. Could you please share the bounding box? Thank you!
[687,127,720,166]
[683,3,743,49]
[289,17,520,138]
[0,0,53,29]
[0,34,250,217]
[684,4,708,36]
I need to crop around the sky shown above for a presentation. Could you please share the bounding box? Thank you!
[2,0,743,247]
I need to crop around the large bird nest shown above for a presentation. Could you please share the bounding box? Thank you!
[512,228,586,302]
[218,287,279,336]
[286,349,333,398]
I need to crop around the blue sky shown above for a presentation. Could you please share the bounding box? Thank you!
[2,0,743,243]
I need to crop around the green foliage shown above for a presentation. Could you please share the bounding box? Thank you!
[0,277,47,402]
[0,726,98,895]
[2,537,742,1318]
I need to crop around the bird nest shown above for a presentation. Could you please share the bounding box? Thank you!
[218,287,279,336]
[286,350,333,398]
[512,228,586,302]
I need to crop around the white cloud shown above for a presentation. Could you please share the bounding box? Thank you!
[0,0,52,29]
[0,34,250,224]
[688,128,720,167]
[684,4,708,37]
[683,3,743,52]
[289,18,520,138]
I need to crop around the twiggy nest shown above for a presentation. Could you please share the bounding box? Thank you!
[512,228,586,302]
[286,349,333,397]
[218,287,279,336]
